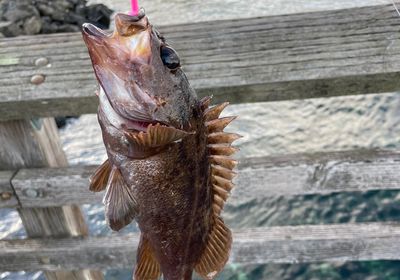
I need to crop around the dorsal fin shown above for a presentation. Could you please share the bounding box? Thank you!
[103,166,138,231]
[207,132,242,145]
[211,164,237,181]
[204,101,240,216]
[206,117,236,134]
[194,216,232,280]
[200,96,212,111]
[209,155,238,170]
[89,159,111,192]
[208,144,238,156]
[204,102,229,121]
[134,235,161,280]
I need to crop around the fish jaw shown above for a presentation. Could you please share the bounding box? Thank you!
[82,13,157,123]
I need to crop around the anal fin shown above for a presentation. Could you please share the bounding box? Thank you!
[134,235,161,280]
[195,216,232,280]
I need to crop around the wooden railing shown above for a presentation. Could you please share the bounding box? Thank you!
[1,3,400,279]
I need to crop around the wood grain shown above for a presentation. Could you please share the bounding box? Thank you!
[0,222,399,271]
[2,4,400,120]
[8,149,400,208]
[0,119,103,279]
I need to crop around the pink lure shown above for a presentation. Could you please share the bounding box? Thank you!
[129,0,140,16]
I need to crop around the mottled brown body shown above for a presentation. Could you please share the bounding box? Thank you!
[123,112,211,279]
[82,10,239,280]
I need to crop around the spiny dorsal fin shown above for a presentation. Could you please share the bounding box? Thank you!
[208,132,242,145]
[209,155,238,170]
[89,159,111,192]
[200,96,212,111]
[103,166,138,231]
[211,164,237,181]
[205,117,236,134]
[204,102,229,121]
[212,175,234,192]
[203,101,240,217]
[135,235,161,280]
[195,216,232,280]
[208,144,238,156]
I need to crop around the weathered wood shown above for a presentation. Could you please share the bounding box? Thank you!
[0,119,103,279]
[0,222,399,271]
[95,0,395,26]
[0,170,18,208]
[8,149,400,208]
[2,4,400,120]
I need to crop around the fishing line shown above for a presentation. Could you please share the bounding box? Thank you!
[392,0,400,17]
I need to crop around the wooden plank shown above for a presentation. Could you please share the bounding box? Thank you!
[92,0,395,26]
[0,119,103,279]
[2,4,400,120]
[0,222,399,271]
[9,149,400,208]
[0,170,18,208]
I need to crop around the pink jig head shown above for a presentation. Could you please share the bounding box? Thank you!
[129,0,140,16]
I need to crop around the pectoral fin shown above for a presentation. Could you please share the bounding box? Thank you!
[89,159,111,192]
[134,235,161,280]
[103,166,138,231]
[195,216,232,280]
[124,123,193,159]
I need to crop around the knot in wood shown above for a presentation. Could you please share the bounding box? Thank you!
[34,57,49,67]
[30,74,45,85]
[0,192,12,200]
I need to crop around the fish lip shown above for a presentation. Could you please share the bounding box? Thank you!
[82,23,109,39]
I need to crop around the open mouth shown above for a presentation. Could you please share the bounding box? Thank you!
[99,87,192,146]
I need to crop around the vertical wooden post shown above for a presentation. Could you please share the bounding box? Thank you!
[0,118,103,280]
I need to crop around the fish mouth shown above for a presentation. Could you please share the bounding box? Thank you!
[82,12,156,128]
[99,87,191,135]
[99,88,192,159]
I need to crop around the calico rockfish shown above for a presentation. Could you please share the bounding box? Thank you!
[82,10,240,280]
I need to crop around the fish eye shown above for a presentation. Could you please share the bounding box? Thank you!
[160,46,180,70]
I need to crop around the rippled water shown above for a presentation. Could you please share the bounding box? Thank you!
[2,0,400,279]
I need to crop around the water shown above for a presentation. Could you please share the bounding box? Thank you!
[2,0,400,279]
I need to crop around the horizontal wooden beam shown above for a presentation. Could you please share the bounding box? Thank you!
[0,222,399,271]
[2,4,400,120]
[5,149,400,209]
[0,170,18,208]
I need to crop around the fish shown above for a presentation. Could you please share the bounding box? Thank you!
[82,10,240,280]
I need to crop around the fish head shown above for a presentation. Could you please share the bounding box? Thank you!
[82,11,199,159]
